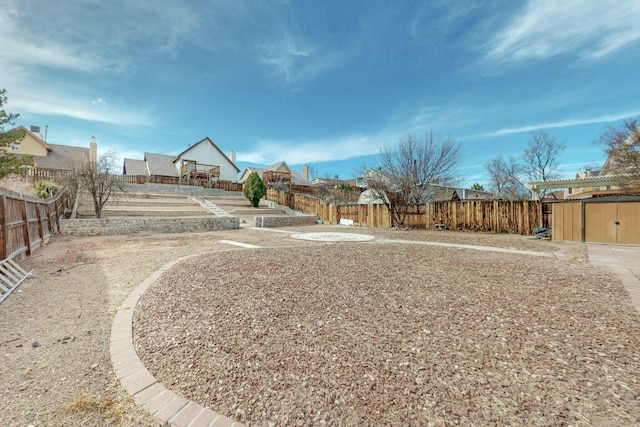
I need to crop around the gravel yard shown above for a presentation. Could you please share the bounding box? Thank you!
[1,225,639,426]
[134,229,640,426]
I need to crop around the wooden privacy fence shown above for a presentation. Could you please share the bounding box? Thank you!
[0,189,70,259]
[266,189,544,234]
[117,175,243,191]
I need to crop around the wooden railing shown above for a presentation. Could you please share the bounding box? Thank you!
[0,188,70,259]
[266,188,546,234]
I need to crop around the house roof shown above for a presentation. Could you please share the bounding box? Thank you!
[263,161,290,173]
[32,143,88,170]
[173,137,240,173]
[123,158,148,175]
[239,161,311,185]
[144,152,179,177]
[16,126,53,151]
[431,187,460,202]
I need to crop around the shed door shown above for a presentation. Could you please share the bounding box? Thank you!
[584,202,640,244]
[618,202,640,244]
[584,203,617,243]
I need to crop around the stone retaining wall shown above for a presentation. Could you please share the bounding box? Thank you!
[254,215,319,228]
[60,217,240,236]
[123,183,241,196]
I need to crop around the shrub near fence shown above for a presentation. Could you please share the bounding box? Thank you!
[265,188,544,234]
[0,188,70,259]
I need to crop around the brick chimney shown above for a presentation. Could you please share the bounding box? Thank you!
[302,164,309,180]
[228,150,236,164]
[89,136,97,165]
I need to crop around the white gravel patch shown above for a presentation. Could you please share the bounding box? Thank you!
[290,232,376,242]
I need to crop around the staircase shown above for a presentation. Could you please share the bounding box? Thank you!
[76,192,213,218]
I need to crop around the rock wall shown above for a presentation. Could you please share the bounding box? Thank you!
[254,215,319,228]
[60,217,240,236]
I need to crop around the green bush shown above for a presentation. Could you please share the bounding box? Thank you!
[243,172,266,207]
[34,180,59,199]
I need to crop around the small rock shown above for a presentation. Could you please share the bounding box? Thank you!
[597,352,607,357]
[90,363,99,370]
[31,341,40,348]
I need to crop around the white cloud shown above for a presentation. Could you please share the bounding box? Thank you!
[236,133,384,165]
[474,110,640,138]
[11,92,152,127]
[257,32,346,85]
[486,0,640,64]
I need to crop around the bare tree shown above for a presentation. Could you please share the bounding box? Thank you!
[366,132,462,227]
[522,130,566,185]
[486,130,565,200]
[486,155,527,200]
[67,150,124,218]
[597,117,640,193]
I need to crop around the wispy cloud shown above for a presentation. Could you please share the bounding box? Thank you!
[485,0,640,64]
[257,29,347,85]
[11,91,153,127]
[236,133,385,165]
[473,110,640,138]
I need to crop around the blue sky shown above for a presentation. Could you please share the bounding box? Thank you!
[2,0,640,187]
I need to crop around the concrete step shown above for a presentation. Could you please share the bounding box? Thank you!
[92,199,201,207]
[229,208,288,216]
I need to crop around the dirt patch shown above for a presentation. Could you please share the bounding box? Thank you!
[0,225,636,426]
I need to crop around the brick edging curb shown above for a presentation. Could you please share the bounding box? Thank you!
[110,255,246,427]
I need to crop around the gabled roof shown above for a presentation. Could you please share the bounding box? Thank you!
[144,152,179,177]
[239,161,311,185]
[16,126,53,151]
[173,137,240,172]
[123,158,148,175]
[430,187,459,202]
[32,143,88,170]
[262,161,291,173]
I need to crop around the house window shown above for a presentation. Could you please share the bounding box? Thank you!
[568,188,573,195]
[10,144,19,151]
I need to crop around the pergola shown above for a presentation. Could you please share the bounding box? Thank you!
[525,175,621,200]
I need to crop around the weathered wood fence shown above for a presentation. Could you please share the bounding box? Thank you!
[0,189,70,259]
[266,189,545,234]
[116,175,244,191]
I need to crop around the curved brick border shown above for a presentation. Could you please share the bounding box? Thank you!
[110,254,246,427]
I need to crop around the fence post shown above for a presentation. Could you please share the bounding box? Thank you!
[22,200,32,256]
[0,196,6,260]
[36,201,44,245]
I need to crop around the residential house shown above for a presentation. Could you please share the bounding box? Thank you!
[238,161,311,186]
[356,168,492,204]
[7,126,94,181]
[123,137,239,184]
